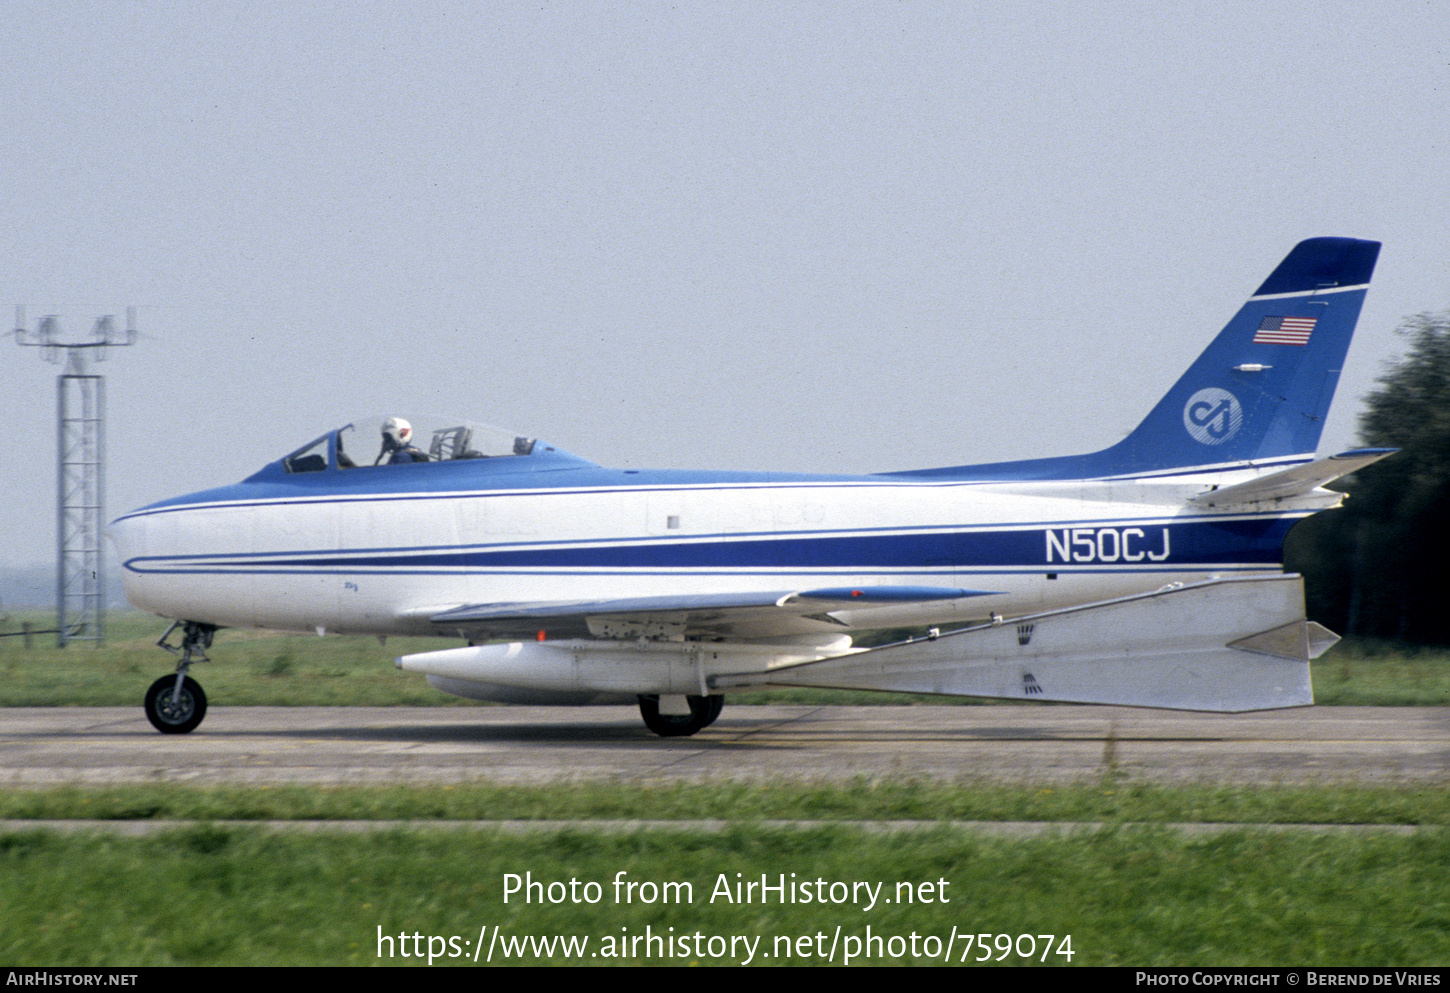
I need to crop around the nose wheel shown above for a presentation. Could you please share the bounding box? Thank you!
[147,621,217,734]
[144,673,207,734]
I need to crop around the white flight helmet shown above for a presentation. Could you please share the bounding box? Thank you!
[382,417,413,448]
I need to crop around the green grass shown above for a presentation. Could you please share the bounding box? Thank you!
[0,611,463,706]
[2,612,1447,706]
[1311,638,1450,705]
[2,778,1444,966]
[2,780,1447,825]
[1,824,1445,965]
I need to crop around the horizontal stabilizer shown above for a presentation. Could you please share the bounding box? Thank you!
[1191,449,1396,508]
[717,575,1326,712]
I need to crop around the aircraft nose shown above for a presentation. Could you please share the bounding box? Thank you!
[107,510,152,606]
[107,512,142,564]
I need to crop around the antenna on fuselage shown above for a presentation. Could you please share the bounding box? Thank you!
[15,306,138,647]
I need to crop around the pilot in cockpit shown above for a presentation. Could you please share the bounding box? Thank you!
[378,417,429,464]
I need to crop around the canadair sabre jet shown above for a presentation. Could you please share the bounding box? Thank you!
[112,237,1387,736]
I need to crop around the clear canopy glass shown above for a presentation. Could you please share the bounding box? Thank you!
[281,417,536,473]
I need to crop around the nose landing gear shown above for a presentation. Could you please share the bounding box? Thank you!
[145,621,216,734]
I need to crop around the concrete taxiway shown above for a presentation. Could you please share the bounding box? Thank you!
[1,705,1445,785]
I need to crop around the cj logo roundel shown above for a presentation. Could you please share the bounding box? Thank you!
[1183,388,1242,445]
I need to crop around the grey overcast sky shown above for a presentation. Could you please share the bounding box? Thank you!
[3,1,1448,571]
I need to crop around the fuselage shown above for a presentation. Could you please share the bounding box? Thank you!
[109,439,1313,641]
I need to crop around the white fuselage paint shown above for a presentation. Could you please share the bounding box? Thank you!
[111,467,1317,641]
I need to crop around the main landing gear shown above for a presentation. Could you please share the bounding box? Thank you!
[145,621,217,734]
[637,694,725,737]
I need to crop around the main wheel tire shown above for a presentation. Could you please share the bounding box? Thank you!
[702,694,725,728]
[144,675,207,734]
[638,694,720,737]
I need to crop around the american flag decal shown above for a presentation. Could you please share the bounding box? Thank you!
[1254,315,1317,345]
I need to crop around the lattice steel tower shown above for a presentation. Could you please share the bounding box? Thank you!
[15,308,136,646]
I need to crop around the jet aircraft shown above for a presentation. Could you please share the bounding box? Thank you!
[110,237,1388,736]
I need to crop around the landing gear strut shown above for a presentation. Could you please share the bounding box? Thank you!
[638,694,724,737]
[146,621,216,734]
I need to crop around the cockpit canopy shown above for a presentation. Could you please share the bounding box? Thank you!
[279,417,537,474]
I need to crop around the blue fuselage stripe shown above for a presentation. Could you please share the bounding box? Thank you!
[124,518,1296,574]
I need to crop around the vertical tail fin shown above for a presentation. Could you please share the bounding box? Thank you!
[1102,237,1380,473]
[892,238,1381,483]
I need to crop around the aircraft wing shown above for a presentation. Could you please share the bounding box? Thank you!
[426,585,998,641]
[1190,449,1396,509]
[712,574,1332,712]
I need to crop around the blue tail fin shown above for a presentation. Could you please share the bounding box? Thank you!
[1101,237,1380,473]
[895,237,1380,481]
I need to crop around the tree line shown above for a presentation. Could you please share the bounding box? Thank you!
[1286,311,1450,643]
